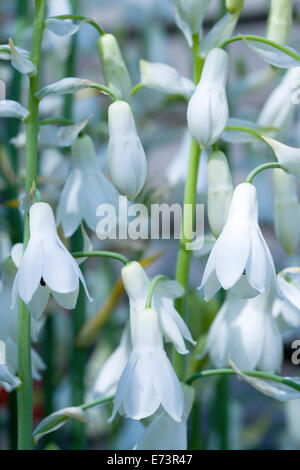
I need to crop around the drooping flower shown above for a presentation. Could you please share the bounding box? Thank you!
[199,183,277,300]
[121,261,195,354]
[203,290,283,373]
[187,48,229,149]
[56,134,119,238]
[109,307,184,422]
[12,202,92,318]
[107,100,147,200]
[134,384,194,450]
[263,136,300,178]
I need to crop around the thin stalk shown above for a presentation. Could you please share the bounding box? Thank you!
[72,251,129,265]
[145,275,168,308]
[245,162,281,183]
[173,34,203,379]
[17,0,45,450]
[50,15,105,36]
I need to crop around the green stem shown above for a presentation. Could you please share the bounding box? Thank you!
[131,83,144,96]
[172,34,204,380]
[49,15,105,36]
[17,0,45,450]
[145,275,168,308]
[245,162,281,183]
[72,250,129,265]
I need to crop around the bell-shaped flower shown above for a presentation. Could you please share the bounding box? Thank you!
[187,48,229,149]
[266,0,292,45]
[199,183,277,300]
[135,384,194,450]
[97,33,132,103]
[56,135,120,238]
[109,307,184,422]
[203,290,283,373]
[107,100,147,200]
[92,323,131,398]
[173,0,210,46]
[263,136,300,179]
[121,261,195,354]
[273,169,300,254]
[207,150,233,238]
[12,202,92,318]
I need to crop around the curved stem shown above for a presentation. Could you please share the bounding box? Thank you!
[49,14,105,36]
[18,0,45,450]
[72,250,129,265]
[185,368,300,392]
[131,83,144,96]
[245,162,282,183]
[145,275,168,308]
[40,117,73,126]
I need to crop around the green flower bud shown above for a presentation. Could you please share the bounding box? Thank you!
[225,0,244,14]
[273,169,300,255]
[207,150,233,238]
[267,0,292,45]
[97,33,132,102]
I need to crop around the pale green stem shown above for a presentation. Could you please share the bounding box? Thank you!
[145,275,168,308]
[245,162,282,183]
[72,251,129,265]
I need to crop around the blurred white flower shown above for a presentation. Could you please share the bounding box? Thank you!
[203,290,283,373]
[263,136,300,178]
[173,0,210,46]
[12,202,92,318]
[187,48,229,149]
[200,183,277,300]
[275,268,300,326]
[109,307,184,422]
[57,135,119,237]
[121,261,195,354]
[107,100,147,200]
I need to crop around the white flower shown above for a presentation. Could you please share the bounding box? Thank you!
[109,307,184,422]
[134,384,194,450]
[107,100,147,200]
[200,183,277,300]
[274,268,300,327]
[273,169,300,255]
[56,135,119,238]
[207,150,233,238]
[121,261,195,354]
[97,34,132,103]
[203,290,283,373]
[263,136,300,178]
[187,48,229,149]
[173,0,210,46]
[92,323,131,398]
[12,202,92,318]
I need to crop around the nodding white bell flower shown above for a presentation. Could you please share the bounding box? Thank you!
[199,183,277,300]
[263,136,300,179]
[173,0,210,46]
[92,323,131,398]
[121,261,195,354]
[97,34,132,103]
[56,135,119,238]
[109,307,184,422]
[258,67,300,132]
[107,100,147,200]
[273,169,300,255]
[207,150,233,238]
[11,202,92,318]
[135,384,194,450]
[187,48,229,149]
[203,290,283,373]
[274,268,300,327]
[266,0,292,45]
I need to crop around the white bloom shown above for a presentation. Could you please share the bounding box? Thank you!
[263,136,300,178]
[57,135,119,237]
[200,183,277,300]
[187,48,229,149]
[107,100,147,200]
[173,0,210,46]
[275,268,300,326]
[12,202,92,318]
[109,307,184,422]
[207,150,233,238]
[273,169,300,254]
[92,323,131,398]
[266,0,292,45]
[203,290,283,373]
[121,261,195,354]
[135,384,194,450]
[0,100,29,120]
[97,34,132,103]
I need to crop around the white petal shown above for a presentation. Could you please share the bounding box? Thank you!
[0,100,29,120]
[259,315,283,373]
[56,169,82,238]
[36,78,100,100]
[245,229,271,293]
[27,284,50,319]
[52,287,79,310]
[108,355,137,422]
[243,37,300,68]
[39,116,90,147]
[155,280,185,299]
[45,18,84,36]
[9,39,36,75]
[13,237,43,304]
[11,242,23,268]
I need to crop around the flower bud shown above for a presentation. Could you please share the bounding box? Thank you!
[97,34,132,102]
[173,0,210,46]
[207,150,233,238]
[187,48,229,149]
[107,100,147,200]
[225,0,244,14]
[273,169,300,255]
[267,0,292,45]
